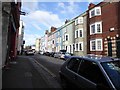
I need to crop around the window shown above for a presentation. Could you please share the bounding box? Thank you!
[75,19,78,25]
[91,41,96,51]
[91,10,95,17]
[75,29,83,38]
[75,43,78,51]
[89,7,101,18]
[52,40,54,44]
[75,17,83,25]
[95,7,101,15]
[96,39,102,51]
[75,30,78,38]
[65,34,69,41]
[79,42,83,51]
[66,46,67,51]
[67,58,81,72]
[91,24,95,34]
[101,61,120,89]
[90,22,102,35]
[78,60,110,87]
[78,17,83,24]
[79,29,83,37]
[96,9,100,15]
[70,45,71,53]
[90,39,103,51]
[97,24,100,32]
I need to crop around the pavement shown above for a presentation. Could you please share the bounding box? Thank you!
[2,55,60,89]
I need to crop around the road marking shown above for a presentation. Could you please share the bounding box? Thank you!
[33,59,56,78]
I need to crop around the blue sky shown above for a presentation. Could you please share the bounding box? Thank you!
[20,0,101,46]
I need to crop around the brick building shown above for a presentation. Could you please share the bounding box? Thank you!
[87,2,120,57]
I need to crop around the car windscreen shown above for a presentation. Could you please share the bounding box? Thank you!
[101,60,120,89]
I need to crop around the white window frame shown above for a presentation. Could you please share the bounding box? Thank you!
[89,6,101,18]
[96,39,103,51]
[65,34,69,41]
[75,19,78,25]
[90,40,96,51]
[90,23,95,35]
[75,30,78,38]
[78,28,83,37]
[78,17,83,24]
[90,39,103,51]
[75,43,79,51]
[95,7,101,16]
[96,22,102,33]
[78,42,83,51]
[90,22,102,35]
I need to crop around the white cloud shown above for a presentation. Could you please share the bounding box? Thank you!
[57,2,80,17]
[21,1,39,12]
[24,33,40,46]
[27,10,63,28]
[32,23,41,30]
[58,2,65,8]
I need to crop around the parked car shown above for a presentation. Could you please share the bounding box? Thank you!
[54,52,60,58]
[59,55,120,89]
[49,52,55,57]
[60,52,72,60]
[25,50,34,55]
[43,52,50,56]
[63,52,73,60]
[39,51,44,55]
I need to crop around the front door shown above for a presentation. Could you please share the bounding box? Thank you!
[107,39,112,56]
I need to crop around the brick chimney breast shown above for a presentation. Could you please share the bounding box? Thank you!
[50,26,56,32]
[88,3,95,9]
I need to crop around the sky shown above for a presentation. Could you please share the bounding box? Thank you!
[20,0,101,46]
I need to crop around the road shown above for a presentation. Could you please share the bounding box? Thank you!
[3,54,65,88]
[28,54,65,87]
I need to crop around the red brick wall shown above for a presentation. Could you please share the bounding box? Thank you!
[102,2,119,38]
[87,2,120,56]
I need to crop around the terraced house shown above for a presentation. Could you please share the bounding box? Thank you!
[61,20,75,54]
[74,12,87,56]
[55,27,62,52]
[47,27,56,52]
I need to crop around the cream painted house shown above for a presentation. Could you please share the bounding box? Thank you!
[74,12,87,56]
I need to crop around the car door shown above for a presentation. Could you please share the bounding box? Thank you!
[65,57,82,87]
[76,59,110,89]
[76,60,97,88]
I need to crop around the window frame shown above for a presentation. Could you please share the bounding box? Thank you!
[90,40,96,51]
[78,29,83,37]
[96,39,103,51]
[90,22,102,35]
[75,30,79,38]
[89,6,101,18]
[78,42,83,51]
[90,39,103,51]
[65,34,69,41]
